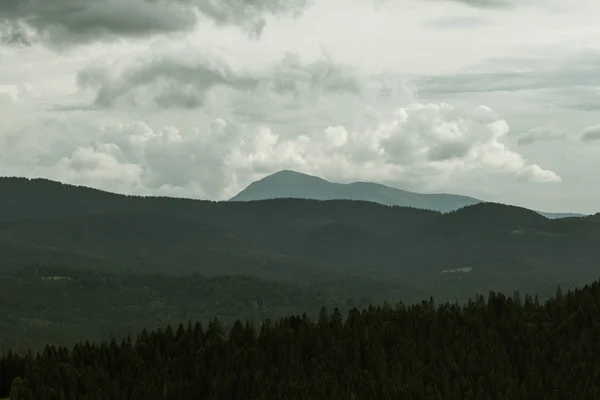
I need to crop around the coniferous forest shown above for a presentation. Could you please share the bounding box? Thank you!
[2,179,600,398]
[2,281,600,399]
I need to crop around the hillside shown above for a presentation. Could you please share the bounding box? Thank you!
[230,170,585,218]
[4,279,600,399]
[0,266,421,354]
[0,177,598,292]
[1,176,599,355]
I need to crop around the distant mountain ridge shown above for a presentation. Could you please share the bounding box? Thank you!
[230,170,585,219]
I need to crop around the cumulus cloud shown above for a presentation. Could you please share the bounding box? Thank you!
[0,101,560,200]
[0,0,310,47]
[517,126,567,145]
[55,145,144,187]
[582,125,600,142]
[516,164,561,183]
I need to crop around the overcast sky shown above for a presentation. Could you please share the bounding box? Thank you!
[1,0,599,213]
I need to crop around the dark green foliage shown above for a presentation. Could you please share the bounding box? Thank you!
[2,281,600,399]
[1,177,598,296]
[0,267,421,354]
[2,177,600,356]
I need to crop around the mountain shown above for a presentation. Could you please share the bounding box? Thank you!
[230,170,585,219]
[230,170,480,213]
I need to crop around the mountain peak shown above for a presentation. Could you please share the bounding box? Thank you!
[230,170,581,218]
[271,169,311,177]
[262,170,324,182]
[230,170,481,212]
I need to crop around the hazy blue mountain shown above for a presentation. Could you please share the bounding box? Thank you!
[230,170,584,218]
[538,212,586,219]
[230,170,480,213]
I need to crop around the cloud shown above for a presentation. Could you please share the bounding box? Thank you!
[516,164,561,183]
[418,68,599,96]
[76,50,362,110]
[417,52,600,112]
[582,125,600,142]
[0,85,19,103]
[77,48,261,109]
[417,52,600,92]
[439,0,575,10]
[192,0,311,37]
[54,144,144,188]
[443,0,516,9]
[535,87,600,111]
[269,53,362,97]
[517,126,567,145]
[0,101,560,200]
[0,20,36,46]
[426,16,488,29]
[0,0,310,47]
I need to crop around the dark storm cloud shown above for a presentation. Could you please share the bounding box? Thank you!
[0,0,310,47]
[0,0,196,46]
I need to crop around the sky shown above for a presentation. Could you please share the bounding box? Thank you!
[1,0,599,213]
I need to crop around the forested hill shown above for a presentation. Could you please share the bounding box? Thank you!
[1,176,599,301]
[3,279,600,399]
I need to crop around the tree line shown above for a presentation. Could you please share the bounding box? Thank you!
[2,280,600,399]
